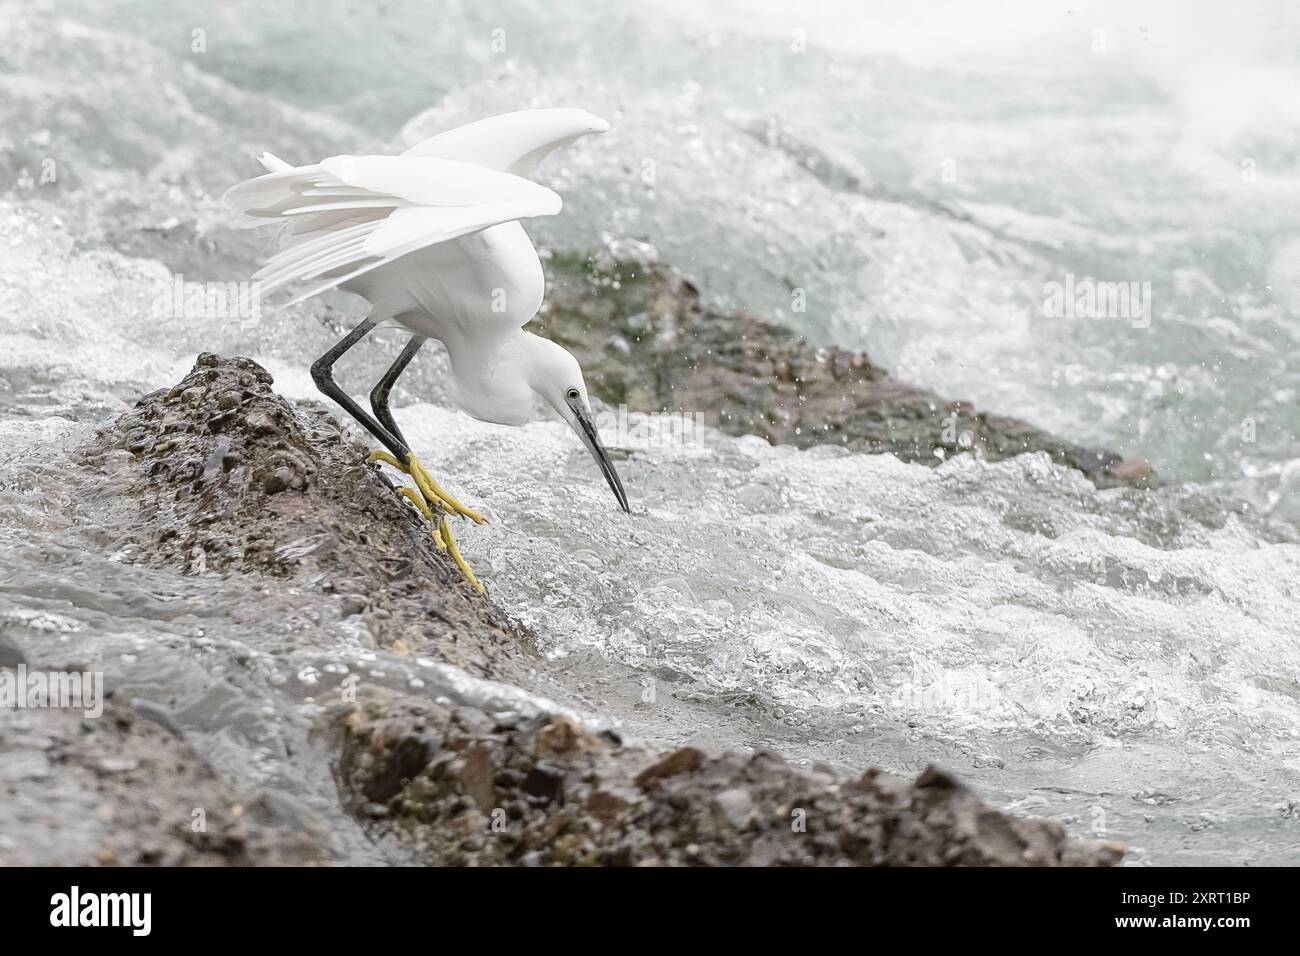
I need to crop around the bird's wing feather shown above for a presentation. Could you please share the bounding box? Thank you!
[318,155,557,207]
[225,155,560,307]
[257,151,293,173]
[400,108,596,177]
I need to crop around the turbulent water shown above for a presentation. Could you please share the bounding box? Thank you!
[3,0,1300,864]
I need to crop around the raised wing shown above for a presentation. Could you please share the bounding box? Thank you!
[223,154,560,307]
[401,108,608,177]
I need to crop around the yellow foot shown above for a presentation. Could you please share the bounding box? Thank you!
[395,488,485,593]
[366,450,485,524]
[380,458,486,594]
[438,516,484,594]
[396,487,445,551]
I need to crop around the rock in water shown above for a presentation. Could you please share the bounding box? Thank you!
[538,256,1155,488]
[79,352,520,674]
[329,697,1124,866]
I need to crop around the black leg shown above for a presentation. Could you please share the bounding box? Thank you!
[310,316,410,461]
[369,335,426,449]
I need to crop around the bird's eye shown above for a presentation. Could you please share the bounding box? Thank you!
[565,387,580,401]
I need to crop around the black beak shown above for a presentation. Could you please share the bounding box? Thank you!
[568,398,630,513]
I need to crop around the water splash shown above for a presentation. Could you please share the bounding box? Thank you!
[4,0,1300,864]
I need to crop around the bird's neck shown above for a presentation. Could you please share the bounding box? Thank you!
[442,328,537,425]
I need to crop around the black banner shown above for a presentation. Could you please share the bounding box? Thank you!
[0,866,1288,942]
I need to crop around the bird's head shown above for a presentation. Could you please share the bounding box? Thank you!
[521,334,629,513]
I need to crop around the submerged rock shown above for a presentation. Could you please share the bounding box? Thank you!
[0,700,332,866]
[538,255,1154,487]
[2,354,1123,867]
[328,693,1123,867]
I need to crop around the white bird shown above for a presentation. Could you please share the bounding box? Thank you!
[223,108,627,592]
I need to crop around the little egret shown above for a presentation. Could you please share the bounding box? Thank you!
[223,108,628,592]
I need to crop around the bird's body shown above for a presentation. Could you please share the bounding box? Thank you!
[359,222,544,344]
[351,221,547,424]
[224,108,628,591]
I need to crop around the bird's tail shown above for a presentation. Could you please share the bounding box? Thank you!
[222,153,391,316]
[224,151,302,317]
[223,152,299,227]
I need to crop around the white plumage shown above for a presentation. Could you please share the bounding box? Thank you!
[224,107,627,526]
[226,149,561,313]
